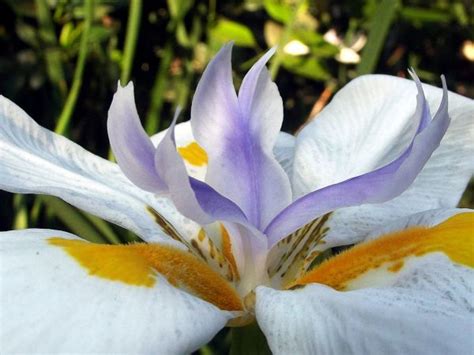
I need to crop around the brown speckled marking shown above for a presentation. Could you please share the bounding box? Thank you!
[268,213,331,282]
[146,207,237,283]
[146,206,183,243]
[191,239,207,261]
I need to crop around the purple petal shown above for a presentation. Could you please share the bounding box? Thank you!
[409,68,431,134]
[107,82,167,192]
[191,44,291,228]
[108,81,247,227]
[154,111,248,226]
[265,74,450,247]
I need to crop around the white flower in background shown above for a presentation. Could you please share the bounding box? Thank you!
[461,40,474,62]
[283,39,310,56]
[324,28,367,64]
[0,44,473,354]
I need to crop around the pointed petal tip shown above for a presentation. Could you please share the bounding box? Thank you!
[116,80,134,92]
[440,74,448,91]
[255,47,277,67]
[218,42,234,56]
[408,69,422,88]
[266,46,277,57]
[174,106,183,121]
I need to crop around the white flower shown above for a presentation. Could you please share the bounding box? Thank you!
[0,44,473,354]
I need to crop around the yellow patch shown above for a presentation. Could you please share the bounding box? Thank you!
[289,213,474,291]
[178,142,208,166]
[49,238,243,311]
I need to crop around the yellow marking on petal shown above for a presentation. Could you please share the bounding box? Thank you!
[289,213,474,291]
[198,229,206,242]
[220,224,240,281]
[178,142,208,166]
[48,238,243,311]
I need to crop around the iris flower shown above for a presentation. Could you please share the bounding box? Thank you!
[0,44,473,354]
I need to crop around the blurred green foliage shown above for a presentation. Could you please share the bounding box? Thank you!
[0,0,473,352]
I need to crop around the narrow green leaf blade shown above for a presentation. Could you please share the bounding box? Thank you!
[356,0,399,75]
[40,196,108,244]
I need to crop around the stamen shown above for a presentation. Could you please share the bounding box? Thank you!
[146,206,236,282]
[267,214,331,287]
[289,213,474,291]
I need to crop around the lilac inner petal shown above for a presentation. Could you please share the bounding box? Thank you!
[237,47,292,228]
[191,44,291,229]
[154,111,248,226]
[265,74,450,247]
[107,82,167,192]
[108,81,247,227]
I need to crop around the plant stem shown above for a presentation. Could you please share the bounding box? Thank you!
[145,41,173,134]
[268,0,305,80]
[55,0,94,135]
[13,195,28,229]
[120,0,142,85]
[356,0,399,75]
[35,0,67,105]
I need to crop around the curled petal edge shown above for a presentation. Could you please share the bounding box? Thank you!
[265,73,450,247]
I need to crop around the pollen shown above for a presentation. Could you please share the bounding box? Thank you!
[48,238,243,311]
[178,142,208,166]
[290,213,474,291]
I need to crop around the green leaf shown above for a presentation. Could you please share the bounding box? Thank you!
[13,195,29,229]
[40,196,108,244]
[210,18,256,47]
[83,214,121,245]
[452,3,468,26]
[356,0,399,75]
[59,22,74,48]
[167,0,194,20]
[88,25,113,44]
[16,22,40,48]
[263,0,294,24]
[282,55,330,81]
[400,7,451,24]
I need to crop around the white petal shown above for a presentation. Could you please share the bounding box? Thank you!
[256,254,473,355]
[0,229,233,353]
[366,207,474,241]
[0,95,199,243]
[335,47,361,64]
[293,75,474,246]
[273,131,295,182]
